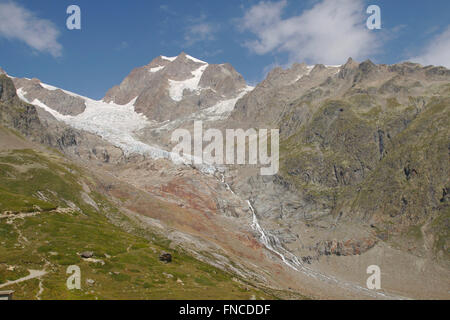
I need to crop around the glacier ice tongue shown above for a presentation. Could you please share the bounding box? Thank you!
[16,85,219,174]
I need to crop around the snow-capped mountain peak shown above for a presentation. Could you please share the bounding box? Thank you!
[10,54,254,168]
[103,52,248,122]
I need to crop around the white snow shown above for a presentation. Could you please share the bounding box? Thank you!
[204,96,241,115]
[39,82,58,91]
[18,89,65,120]
[17,84,219,174]
[161,54,206,64]
[291,65,315,84]
[158,86,254,131]
[18,86,167,158]
[291,64,341,84]
[16,88,30,102]
[168,64,209,101]
[185,54,207,64]
[149,66,165,73]
[161,56,177,62]
[326,65,342,75]
[14,58,251,176]
[36,82,87,99]
[306,65,315,74]
[202,86,254,116]
[2,70,14,78]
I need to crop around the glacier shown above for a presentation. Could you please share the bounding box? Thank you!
[15,83,226,175]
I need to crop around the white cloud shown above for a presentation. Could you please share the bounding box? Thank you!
[410,26,450,68]
[239,0,379,65]
[0,1,62,57]
[184,22,216,47]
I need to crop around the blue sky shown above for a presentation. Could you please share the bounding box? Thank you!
[0,0,449,99]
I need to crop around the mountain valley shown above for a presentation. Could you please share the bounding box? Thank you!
[0,53,449,300]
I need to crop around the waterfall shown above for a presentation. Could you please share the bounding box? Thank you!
[217,173,406,299]
[247,200,302,271]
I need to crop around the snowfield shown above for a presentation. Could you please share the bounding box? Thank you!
[168,64,209,101]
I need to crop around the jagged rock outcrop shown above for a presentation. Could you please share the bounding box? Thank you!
[0,74,42,137]
[315,238,378,257]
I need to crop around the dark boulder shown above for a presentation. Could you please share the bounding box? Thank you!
[159,252,172,263]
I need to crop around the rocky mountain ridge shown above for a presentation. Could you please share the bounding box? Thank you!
[104,52,251,122]
[1,54,449,299]
[227,57,449,270]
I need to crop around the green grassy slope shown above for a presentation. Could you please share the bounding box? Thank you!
[0,147,274,300]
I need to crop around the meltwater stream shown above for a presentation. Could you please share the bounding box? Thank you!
[218,174,407,300]
[248,200,303,272]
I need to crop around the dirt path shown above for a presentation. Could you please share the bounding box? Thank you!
[0,269,47,289]
[0,211,42,220]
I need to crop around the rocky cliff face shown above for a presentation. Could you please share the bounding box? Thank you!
[103,52,249,121]
[0,75,42,137]
[229,58,450,262]
[12,78,86,116]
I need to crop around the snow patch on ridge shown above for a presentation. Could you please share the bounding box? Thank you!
[149,66,165,73]
[291,64,341,84]
[1,68,14,78]
[39,82,59,91]
[161,56,176,62]
[202,85,254,117]
[37,82,88,99]
[306,65,315,73]
[158,86,254,131]
[185,55,207,64]
[290,66,315,84]
[168,64,209,101]
[326,65,342,75]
